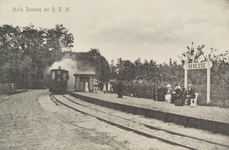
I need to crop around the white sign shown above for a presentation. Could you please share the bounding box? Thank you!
[183,61,212,70]
[188,62,207,70]
[184,59,212,104]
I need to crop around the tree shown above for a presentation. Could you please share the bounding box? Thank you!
[133,57,142,78]
[110,59,117,79]
[115,58,135,81]
[0,24,74,88]
[179,42,205,64]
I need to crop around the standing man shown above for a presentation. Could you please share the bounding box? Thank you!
[186,84,196,105]
[157,85,167,101]
[117,80,124,98]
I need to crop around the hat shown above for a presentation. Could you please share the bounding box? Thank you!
[188,83,192,86]
[166,84,171,88]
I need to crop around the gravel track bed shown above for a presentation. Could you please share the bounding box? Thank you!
[59,94,229,150]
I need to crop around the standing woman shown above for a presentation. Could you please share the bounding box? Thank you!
[103,83,107,93]
[85,81,89,92]
[165,84,172,103]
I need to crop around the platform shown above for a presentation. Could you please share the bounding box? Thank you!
[69,91,229,136]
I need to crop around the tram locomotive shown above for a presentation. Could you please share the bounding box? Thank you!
[49,67,69,94]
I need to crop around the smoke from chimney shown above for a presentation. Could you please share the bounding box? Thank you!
[46,54,96,91]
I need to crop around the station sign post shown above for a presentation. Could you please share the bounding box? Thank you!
[183,58,212,104]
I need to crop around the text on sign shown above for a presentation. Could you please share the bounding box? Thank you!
[187,62,207,70]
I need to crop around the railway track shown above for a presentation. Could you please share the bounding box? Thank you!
[50,94,229,150]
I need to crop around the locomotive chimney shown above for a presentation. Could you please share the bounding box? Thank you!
[59,66,61,69]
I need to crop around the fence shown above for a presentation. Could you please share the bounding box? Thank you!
[0,83,15,94]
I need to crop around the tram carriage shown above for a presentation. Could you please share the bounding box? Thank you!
[49,67,69,94]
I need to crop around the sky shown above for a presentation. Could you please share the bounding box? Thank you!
[0,0,229,64]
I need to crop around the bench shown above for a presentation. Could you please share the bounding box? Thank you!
[165,94,171,103]
[190,93,198,106]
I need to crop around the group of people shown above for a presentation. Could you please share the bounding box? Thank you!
[157,83,196,106]
[103,82,113,93]
[107,80,196,106]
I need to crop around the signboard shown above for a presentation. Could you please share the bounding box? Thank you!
[184,59,212,104]
[187,62,207,70]
[183,61,212,70]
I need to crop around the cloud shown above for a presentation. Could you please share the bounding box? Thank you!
[92,11,157,44]
[80,0,229,64]
[91,2,229,45]
[1,0,228,64]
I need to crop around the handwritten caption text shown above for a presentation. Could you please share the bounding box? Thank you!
[13,7,70,13]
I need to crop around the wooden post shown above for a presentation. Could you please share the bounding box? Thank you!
[207,58,211,104]
[74,75,80,92]
[184,58,188,90]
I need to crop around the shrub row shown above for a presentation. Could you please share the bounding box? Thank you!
[111,80,229,108]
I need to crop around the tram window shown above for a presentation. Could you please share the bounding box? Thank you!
[51,71,55,79]
[57,71,61,75]
[63,72,67,80]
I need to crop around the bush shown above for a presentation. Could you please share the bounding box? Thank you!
[123,80,156,99]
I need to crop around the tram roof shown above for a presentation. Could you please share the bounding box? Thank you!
[50,69,68,72]
[74,71,96,76]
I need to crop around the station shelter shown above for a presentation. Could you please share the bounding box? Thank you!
[74,72,96,92]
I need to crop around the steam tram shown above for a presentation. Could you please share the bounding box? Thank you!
[49,67,69,94]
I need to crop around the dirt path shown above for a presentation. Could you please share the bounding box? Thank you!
[0,90,180,150]
[0,90,124,150]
